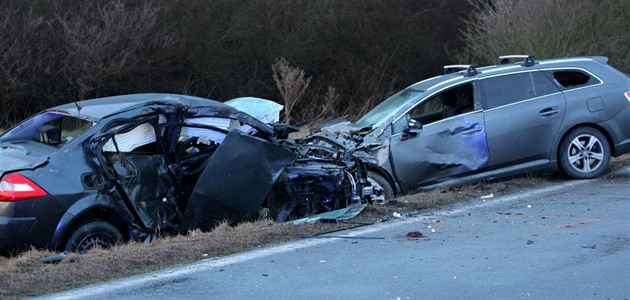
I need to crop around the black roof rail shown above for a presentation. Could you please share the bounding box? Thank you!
[443,64,478,77]
[499,55,536,67]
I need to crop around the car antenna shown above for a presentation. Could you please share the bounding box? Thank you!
[74,101,82,116]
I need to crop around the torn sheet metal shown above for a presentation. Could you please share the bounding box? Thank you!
[267,159,360,222]
[291,204,368,224]
[107,154,179,231]
[181,130,295,231]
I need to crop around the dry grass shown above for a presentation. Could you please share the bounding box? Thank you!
[0,220,348,297]
[1,154,628,298]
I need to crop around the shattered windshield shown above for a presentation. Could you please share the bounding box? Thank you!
[355,89,423,129]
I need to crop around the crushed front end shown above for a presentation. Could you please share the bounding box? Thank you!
[263,133,377,222]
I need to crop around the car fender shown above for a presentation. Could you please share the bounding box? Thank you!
[49,194,122,250]
[365,164,400,195]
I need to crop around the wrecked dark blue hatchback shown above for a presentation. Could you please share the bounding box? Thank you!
[0,94,373,254]
[310,56,630,199]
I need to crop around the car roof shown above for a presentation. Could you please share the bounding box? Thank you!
[49,93,229,120]
[414,56,616,92]
[446,56,608,79]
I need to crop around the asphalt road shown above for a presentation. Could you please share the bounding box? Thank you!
[41,169,630,300]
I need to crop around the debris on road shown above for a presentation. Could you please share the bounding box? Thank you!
[406,231,424,239]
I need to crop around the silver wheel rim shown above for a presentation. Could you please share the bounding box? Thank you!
[77,234,110,254]
[567,134,604,173]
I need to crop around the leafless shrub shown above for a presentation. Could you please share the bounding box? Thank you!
[0,2,51,126]
[460,0,630,71]
[272,57,312,124]
[0,0,179,128]
[298,85,340,127]
[54,0,179,99]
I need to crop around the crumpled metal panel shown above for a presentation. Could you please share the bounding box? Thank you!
[425,120,488,169]
[108,154,179,231]
[181,130,295,232]
[267,160,355,222]
[390,116,489,192]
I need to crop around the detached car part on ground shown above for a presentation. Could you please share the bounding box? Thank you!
[311,55,630,199]
[0,94,375,254]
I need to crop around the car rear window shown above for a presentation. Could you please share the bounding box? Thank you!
[546,70,601,90]
[0,112,93,146]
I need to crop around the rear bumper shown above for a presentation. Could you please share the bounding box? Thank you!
[602,104,630,156]
[0,194,64,253]
[0,215,37,252]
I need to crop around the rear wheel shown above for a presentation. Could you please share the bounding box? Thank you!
[558,127,610,179]
[64,220,122,254]
[367,171,394,203]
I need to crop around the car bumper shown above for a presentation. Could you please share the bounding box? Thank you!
[0,195,63,253]
[0,215,37,252]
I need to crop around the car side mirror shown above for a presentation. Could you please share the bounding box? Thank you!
[408,119,422,130]
[401,119,422,141]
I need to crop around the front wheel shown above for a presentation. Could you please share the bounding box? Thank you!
[64,220,122,254]
[558,127,610,179]
[367,171,395,203]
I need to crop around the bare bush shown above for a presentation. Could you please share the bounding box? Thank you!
[0,2,52,126]
[0,0,179,128]
[460,0,630,71]
[168,0,471,123]
[54,0,179,98]
[0,0,474,128]
[272,57,312,124]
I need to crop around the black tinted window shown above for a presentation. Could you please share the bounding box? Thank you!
[481,72,559,109]
[549,70,600,89]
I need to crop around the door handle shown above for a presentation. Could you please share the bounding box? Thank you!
[461,123,483,135]
[449,122,483,136]
[539,106,560,117]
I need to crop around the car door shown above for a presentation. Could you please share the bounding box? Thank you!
[479,71,565,171]
[179,120,295,232]
[89,114,181,232]
[389,83,490,192]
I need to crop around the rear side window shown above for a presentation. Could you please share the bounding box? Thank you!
[546,70,601,90]
[0,112,93,146]
[480,71,560,109]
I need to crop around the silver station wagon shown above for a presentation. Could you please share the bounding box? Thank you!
[308,55,630,199]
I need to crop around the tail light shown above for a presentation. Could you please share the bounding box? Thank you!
[0,173,48,202]
[625,91,630,102]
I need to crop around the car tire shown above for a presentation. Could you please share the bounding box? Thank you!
[64,220,122,254]
[558,127,610,179]
[367,171,395,203]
